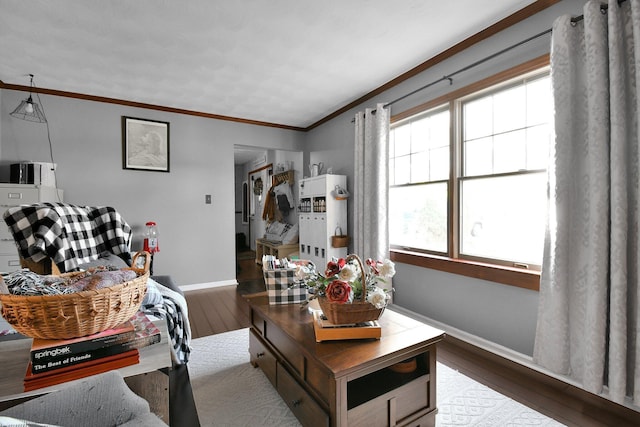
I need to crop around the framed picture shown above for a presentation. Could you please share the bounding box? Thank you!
[122,117,170,172]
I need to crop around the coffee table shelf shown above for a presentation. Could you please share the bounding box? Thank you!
[246,295,444,427]
[347,353,430,410]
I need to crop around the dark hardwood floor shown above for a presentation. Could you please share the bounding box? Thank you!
[185,253,264,338]
[184,251,640,427]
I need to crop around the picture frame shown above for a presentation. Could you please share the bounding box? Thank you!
[122,117,170,172]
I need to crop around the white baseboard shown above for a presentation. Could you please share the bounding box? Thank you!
[390,304,640,413]
[180,280,238,292]
[390,305,581,383]
[390,304,538,367]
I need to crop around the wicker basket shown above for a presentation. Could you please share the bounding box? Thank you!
[317,254,384,325]
[331,226,349,248]
[0,252,151,339]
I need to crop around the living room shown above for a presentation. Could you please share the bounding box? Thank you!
[1,0,638,425]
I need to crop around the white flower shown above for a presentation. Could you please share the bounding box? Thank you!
[377,259,396,278]
[295,265,312,281]
[338,264,358,282]
[367,287,388,309]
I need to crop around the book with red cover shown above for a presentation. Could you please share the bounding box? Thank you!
[29,312,161,374]
[24,349,139,392]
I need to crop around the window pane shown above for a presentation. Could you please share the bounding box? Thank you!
[526,124,550,169]
[430,146,449,181]
[464,97,492,140]
[493,85,526,134]
[460,173,546,265]
[526,76,552,126]
[411,151,430,182]
[394,155,411,185]
[393,124,411,156]
[390,183,448,252]
[390,107,449,185]
[464,136,493,176]
[493,129,526,174]
[389,157,396,186]
[430,110,450,148]
[389,129,396,159]
[463,73,552,177]
[411,117,430,153]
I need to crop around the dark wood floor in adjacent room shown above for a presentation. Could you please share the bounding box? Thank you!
[184,251,639,427]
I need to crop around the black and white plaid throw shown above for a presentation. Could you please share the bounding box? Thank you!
[143,294,191,365]
[3,203,132,273]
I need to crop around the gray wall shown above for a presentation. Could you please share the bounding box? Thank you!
[304,0,586,356]
[0,0,586,356]
[0,90,304,285]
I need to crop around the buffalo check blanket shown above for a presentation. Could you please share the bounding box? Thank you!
[143,280,191,364]
[3,203,132,273]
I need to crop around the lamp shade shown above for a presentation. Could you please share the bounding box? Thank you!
[10,95,47,123]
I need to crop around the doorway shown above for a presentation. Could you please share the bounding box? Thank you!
[234,147,266,280]
[233,145,304,280]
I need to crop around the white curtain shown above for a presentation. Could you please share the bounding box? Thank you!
[534,0,640,405]
[353,103,390,261]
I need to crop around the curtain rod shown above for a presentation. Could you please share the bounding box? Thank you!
[570,0,626,24]
[383,27,552,110]
[357,0,627,119]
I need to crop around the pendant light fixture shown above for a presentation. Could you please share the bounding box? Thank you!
[10,74,47,123]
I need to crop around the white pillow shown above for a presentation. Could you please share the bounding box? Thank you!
[265,221,292,242]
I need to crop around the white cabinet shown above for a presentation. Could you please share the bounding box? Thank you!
[0,184,63,272]
[298,175,347,269]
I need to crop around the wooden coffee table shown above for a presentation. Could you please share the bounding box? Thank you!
[247,295,444,427]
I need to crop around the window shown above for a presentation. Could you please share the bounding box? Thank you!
[389,64,552,286]
[390,108,450,253]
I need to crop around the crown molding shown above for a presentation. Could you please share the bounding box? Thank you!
[0,79,306,132]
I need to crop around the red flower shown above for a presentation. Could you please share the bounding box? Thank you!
[366,258,380,275]
[325,258,346,277]
[325,280,352,304]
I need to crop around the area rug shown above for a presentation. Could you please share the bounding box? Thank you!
[188,328,565,427]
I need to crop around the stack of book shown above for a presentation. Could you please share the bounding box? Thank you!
[24,311,161,392]
[312,310,381,342]
[262,255,292,270]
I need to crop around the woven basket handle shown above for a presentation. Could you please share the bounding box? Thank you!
[130,251,151,274]
[346,254,367,303]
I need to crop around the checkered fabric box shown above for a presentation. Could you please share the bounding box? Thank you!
[263,268,308,305]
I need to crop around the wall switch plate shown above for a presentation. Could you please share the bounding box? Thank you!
[205,194,212,204]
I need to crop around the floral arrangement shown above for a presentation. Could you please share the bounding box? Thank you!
[295,254,396,310]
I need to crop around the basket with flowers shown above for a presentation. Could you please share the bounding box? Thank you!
[296,254,395,325]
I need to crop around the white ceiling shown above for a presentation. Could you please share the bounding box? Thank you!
[0,0,536,130]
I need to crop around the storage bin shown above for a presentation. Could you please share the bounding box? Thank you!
[263,268,308,305]
[262,258,313,305]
